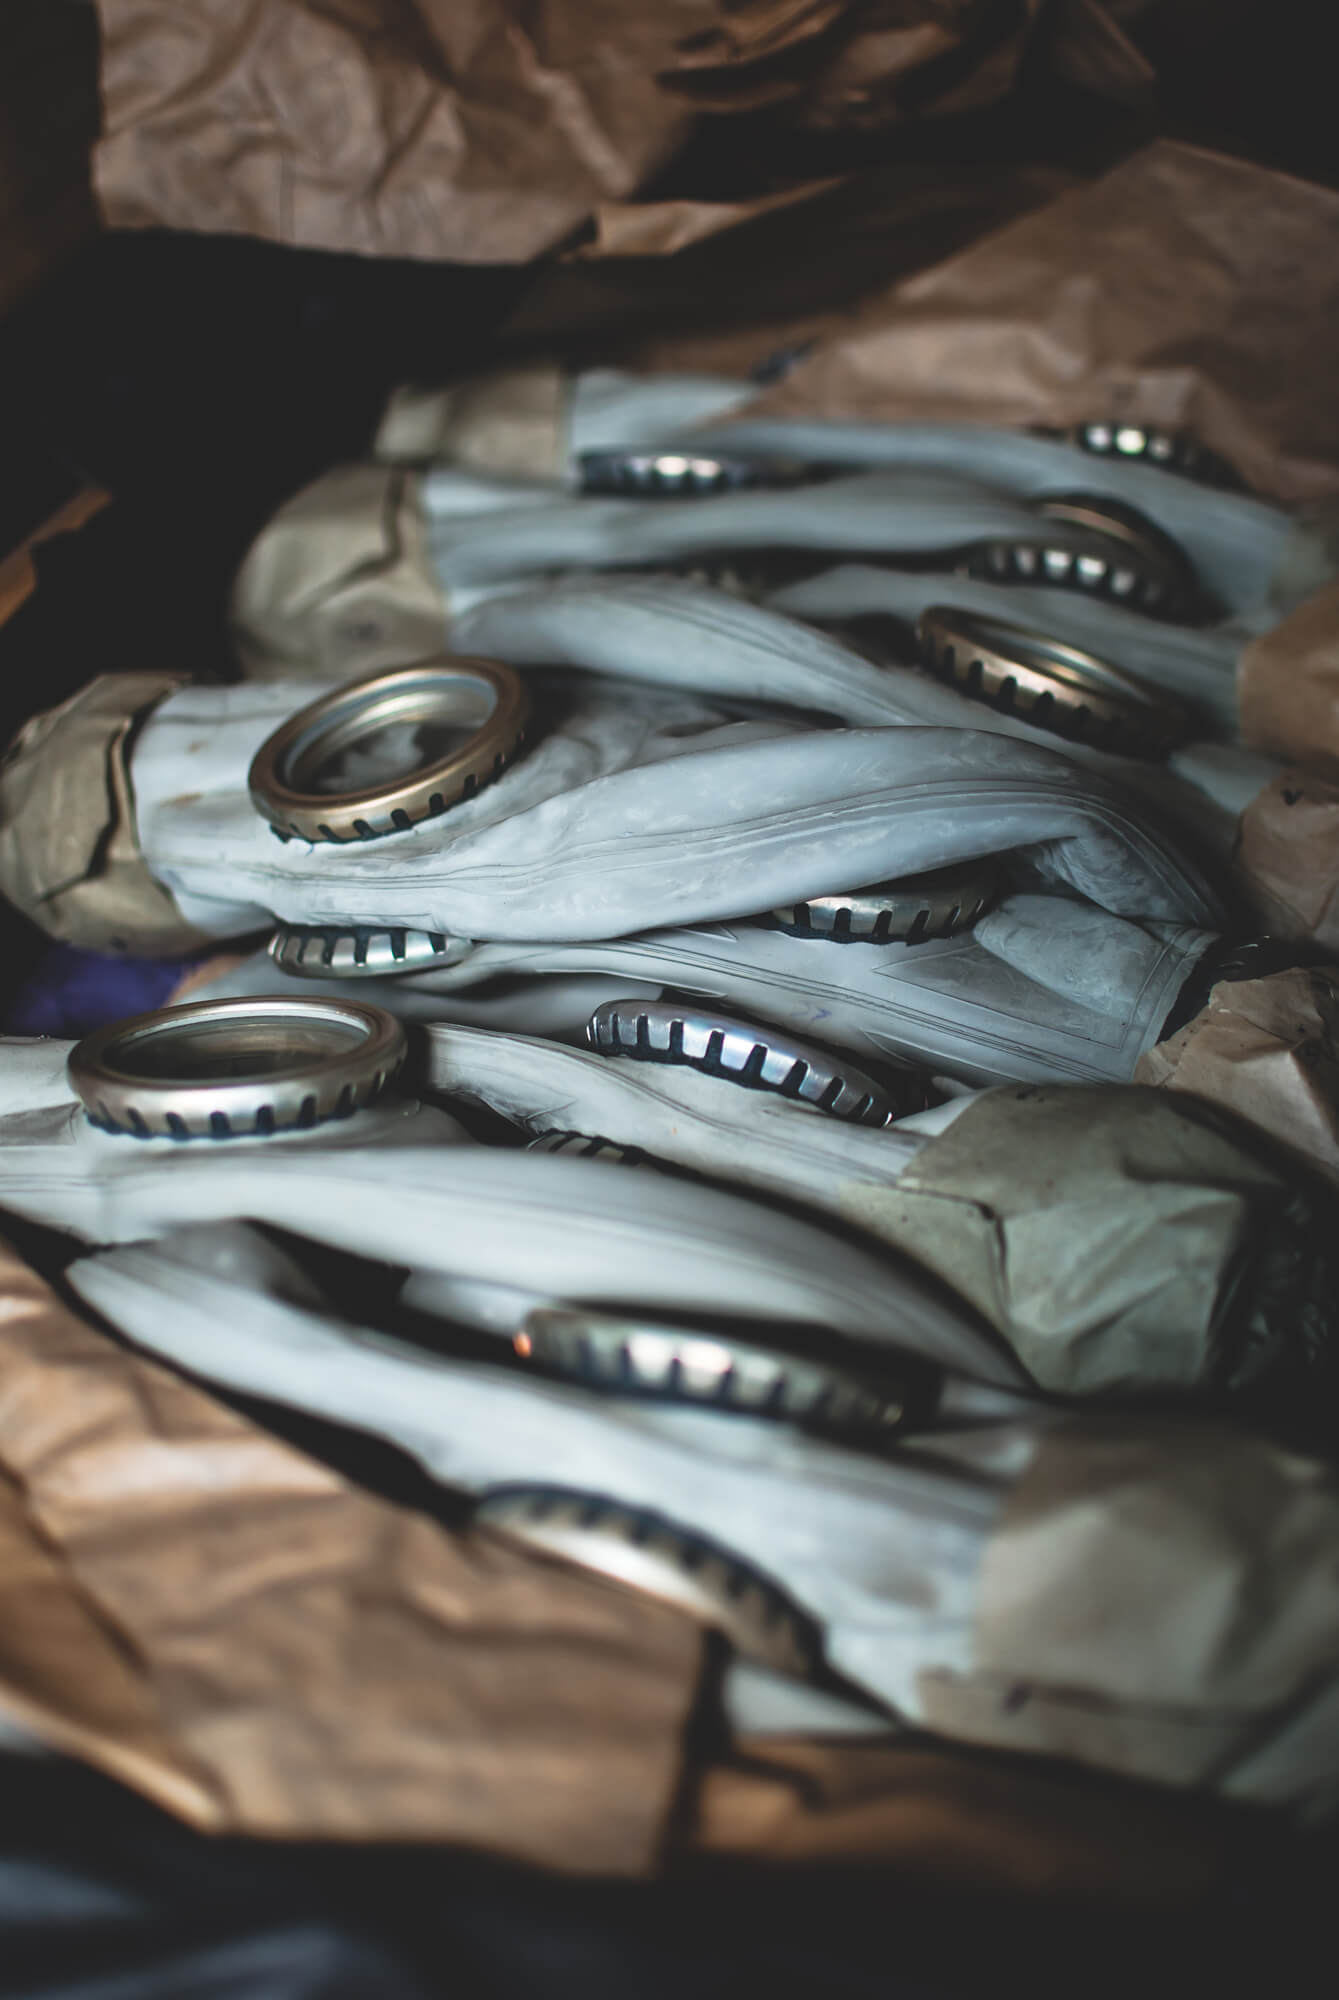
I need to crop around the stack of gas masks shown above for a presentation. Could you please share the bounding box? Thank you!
[3,378,1338,1816]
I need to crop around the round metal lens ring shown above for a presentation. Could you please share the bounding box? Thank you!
[474,1485,820,1677]
[1056,423,1242,490]
[766,858,1000,945]
[1037,492,1195,582]
[515,1304,923,1441]
[917,604,1189,759]
[585,998,932,1126]
[68,995,407,1140]
[269,924,467,980]
[248,656,530,843]
[577,449,810,498]
[961,490,1197,618]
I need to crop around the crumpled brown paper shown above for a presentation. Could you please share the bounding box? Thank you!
[916,1416,1339,1817]
[1135,967,1339,1186]
[0,1234,703,1864]
[0,670,209,955]
[837,1082,1326,1400]
[1238,575,1339,776]
[568,178,843,262]
[500,158,1072,372]
[691,1731,1285,1915]
[92,1,1050,264]
[1235,768,1339,952]
[731,142,1339,503]
[658,0,1045,127]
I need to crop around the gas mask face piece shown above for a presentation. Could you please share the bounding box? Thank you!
[130,662,1220,952]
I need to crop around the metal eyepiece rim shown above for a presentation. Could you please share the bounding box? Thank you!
[767,858,1000,944]
[916,604,1189,757]
[247,655,530,844]
[68,994,406,1139]
[585,998,930,1127]
[268,924,463,980]
[474,1483,819,1676]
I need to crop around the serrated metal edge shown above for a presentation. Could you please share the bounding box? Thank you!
[585,1000,930,1125]
[518,1307,909,1436]
[767,865,999,944]
[82,1064,399,1142]
[269,925,456,979]
[474,1484,818,1675]
[1067,422,1241,488]
[959,534,1181,615]
[916,616,1176,759]
[576,450,802,497]
[267,721,528,844]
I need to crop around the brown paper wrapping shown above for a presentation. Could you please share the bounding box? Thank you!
[691,1732,1280,1913]
[499,159,1072,372]
[0,671,210,956]
[0,1236,704,1864]
[1135,968,1339,1186]
[92,0,699,264]
[230,464,447,681]
[566,179,843,263]
[1238,577,1339,776]
[1235,769,1339,952]
[836,1084,1289,1397]
[917,1417,1339,1804]
[731,143,1339,503]
[658,1,1044,127]
[92,2,1051,264]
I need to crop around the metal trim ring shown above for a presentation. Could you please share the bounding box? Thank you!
[68,995,406,1139]
[767,859,999,944]
[585,998,931,1126]
[515,1304,925,1441]
[474,1485,820,1677]
[961,490,1198,618]
[1056,423,1242,490]
[917,604,1190,759]
[577,449,809,497]
[269,924,465,980]
[248,656,530,843]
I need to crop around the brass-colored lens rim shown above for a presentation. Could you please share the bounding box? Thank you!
[68,995,406,1139]
[248,656,530,843]
[916,605,1189,759]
